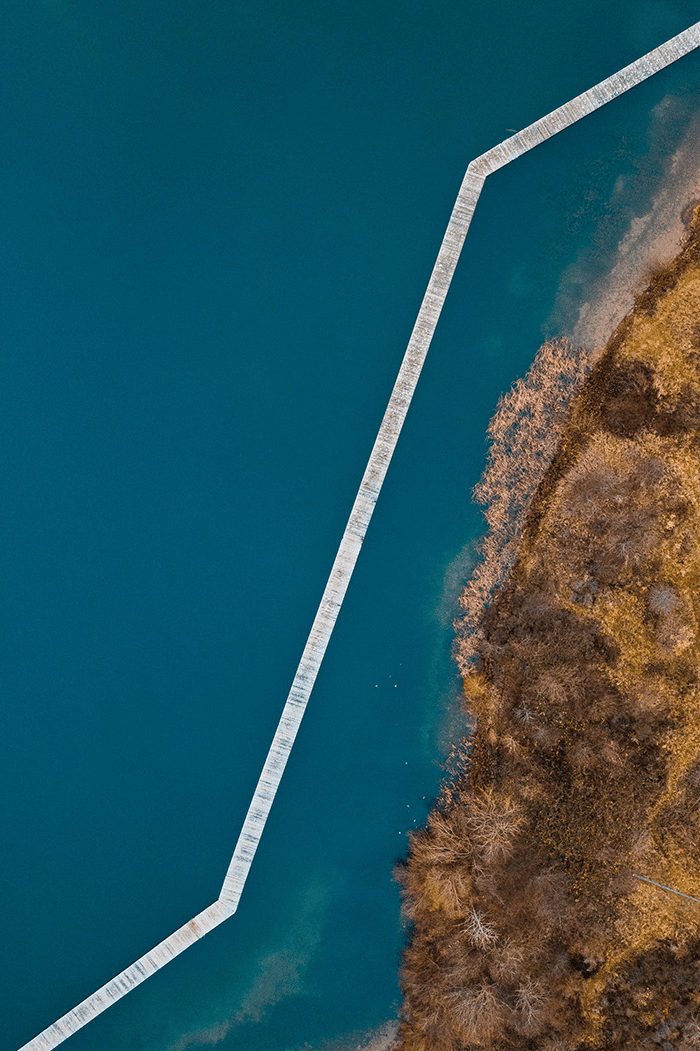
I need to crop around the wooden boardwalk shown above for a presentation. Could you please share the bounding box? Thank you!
[18,20,700,1050]
[23,902,234,1051]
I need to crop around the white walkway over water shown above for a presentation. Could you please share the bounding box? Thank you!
[19,20,700,1050]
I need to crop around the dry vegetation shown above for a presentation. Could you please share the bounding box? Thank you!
[455,336,596,678]
[395,208,700,1050]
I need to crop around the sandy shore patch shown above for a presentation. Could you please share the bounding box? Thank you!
[550,97,700,356]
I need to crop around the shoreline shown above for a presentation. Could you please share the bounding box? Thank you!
[558,101,700,355]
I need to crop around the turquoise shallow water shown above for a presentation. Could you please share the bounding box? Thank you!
[4,2,700,1049]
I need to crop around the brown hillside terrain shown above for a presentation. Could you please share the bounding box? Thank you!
[395,210,700,1050]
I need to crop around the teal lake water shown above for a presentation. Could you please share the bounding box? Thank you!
[4,2,700,1049]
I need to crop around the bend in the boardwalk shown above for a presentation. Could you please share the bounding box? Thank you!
[474,21,700,175]
[21,901,232,1051]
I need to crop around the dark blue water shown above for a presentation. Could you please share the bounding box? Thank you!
[4,2,700,1049]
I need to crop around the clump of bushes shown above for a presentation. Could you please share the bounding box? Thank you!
[395,225,700,1049]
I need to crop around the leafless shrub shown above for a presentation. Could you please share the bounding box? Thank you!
[567,727,625,775]
[648,583,680,614]
[551,950,573,977]
[517,773,547,801]
[531,721,563,750]
[515,978,550,1032]
[600,358,657,437]
[467,788,525,863]
[514,704,535,726]
[535,667,581,708]
[446,982,508,1043]
[566,738,596,771]
[597,734,625,768]
[399,940,442,996]
[422,868,472,917]
[464,906,497,947]
[487,936,528,981]
[558,464,619,524]
[405,1004,449,1051]
[629,828,654,859]
[422,809,471,865]
[501,733,521,754]
[587,688,622,722]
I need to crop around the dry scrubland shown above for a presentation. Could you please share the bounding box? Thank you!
[395,208,700,1049]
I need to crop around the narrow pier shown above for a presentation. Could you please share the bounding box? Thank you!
[23,902,233,1051]
[19,19,700,1050]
